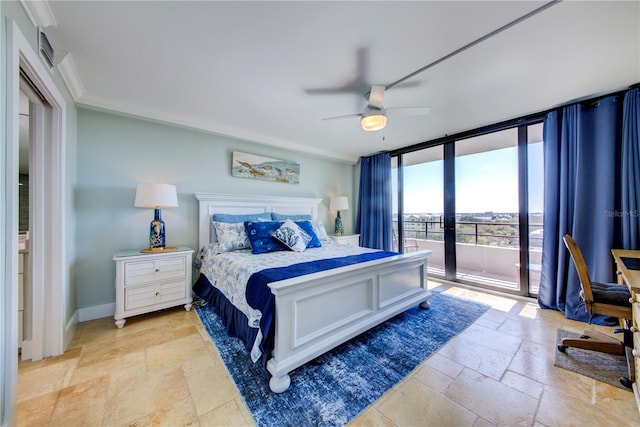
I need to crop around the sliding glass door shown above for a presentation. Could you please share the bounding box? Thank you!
[455,129,520,290]
[393,147,445,276]
[393,122,543,297]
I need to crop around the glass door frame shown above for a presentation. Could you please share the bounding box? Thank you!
[392,117,544,298]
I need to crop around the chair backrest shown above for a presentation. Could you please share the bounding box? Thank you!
[562,234,594,304]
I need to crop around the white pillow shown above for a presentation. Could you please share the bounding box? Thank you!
[312,220,329,239]
[212,221,251,253]
[272,219,312,252]
[312,220,333,244]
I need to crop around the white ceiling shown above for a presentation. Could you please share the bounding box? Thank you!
[40,1,639,163]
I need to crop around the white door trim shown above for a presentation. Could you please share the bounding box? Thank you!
[9,20,67,359]
[2,18,67,425]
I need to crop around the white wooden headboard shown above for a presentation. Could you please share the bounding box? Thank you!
[195,192,323,249]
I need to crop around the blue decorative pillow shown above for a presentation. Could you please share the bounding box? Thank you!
[272,219,312,252]
[294,220,322,248]
[244,221,287,254]
[212,212,271,223]
[271,213,313,221]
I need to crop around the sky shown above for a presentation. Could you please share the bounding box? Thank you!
[394,143,544,214]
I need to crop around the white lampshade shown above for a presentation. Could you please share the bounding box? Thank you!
[360,112,387,131]
[134,183,178,208]
[329,196,349,211]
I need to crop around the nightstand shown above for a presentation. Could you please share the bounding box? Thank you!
[113,246,194,328]
[330,234,360,247]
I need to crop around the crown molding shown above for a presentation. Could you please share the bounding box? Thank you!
[77,95,357,163]
[57,53,85,101]
[20,0,57,28]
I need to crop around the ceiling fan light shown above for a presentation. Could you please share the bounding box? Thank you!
[360,113,387,131]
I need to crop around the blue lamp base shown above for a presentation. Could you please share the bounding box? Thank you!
[334,211,344,235]
[149,208,166,249]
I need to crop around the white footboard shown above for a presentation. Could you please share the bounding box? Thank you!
[266,250,432,392]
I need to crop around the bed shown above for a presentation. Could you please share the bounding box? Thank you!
[193,192,432,393]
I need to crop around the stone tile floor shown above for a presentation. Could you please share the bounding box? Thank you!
[17,282,640,426]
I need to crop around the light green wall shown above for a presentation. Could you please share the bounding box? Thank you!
[76,107,356,309]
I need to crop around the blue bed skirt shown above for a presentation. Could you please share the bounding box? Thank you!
[192,273,264,363]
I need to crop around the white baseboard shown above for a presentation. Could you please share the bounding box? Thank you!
[20,340,32,361]
[64,310,79,350]
[78,303,115,322]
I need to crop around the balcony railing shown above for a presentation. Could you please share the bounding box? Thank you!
[393,218,543,295]
[396,219,543,248]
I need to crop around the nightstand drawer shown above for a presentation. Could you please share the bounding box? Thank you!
[330,234,360,247]
[125,279,187,311]
[124,256,186,286]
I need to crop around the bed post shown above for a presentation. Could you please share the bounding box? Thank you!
[268,371,291,393]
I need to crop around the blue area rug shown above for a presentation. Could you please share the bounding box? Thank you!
[196,290,489,426]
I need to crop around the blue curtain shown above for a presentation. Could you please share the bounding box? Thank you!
[621,88,640,249]
[538,95,623,324]
[356,153,393,250]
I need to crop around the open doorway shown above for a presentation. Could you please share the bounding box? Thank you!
[18,77,51,360]
[3,19,69,425]
[17,87,31,357]
[16,67,62,362]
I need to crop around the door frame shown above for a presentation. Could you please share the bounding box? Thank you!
[392,119,545,297]
[2,19,67,424]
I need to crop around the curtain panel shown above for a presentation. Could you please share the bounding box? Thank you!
[356,153,393,251]
[538,88,640,323]
[621,88,640,249]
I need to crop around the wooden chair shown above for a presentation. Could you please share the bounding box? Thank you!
[560,234,634,387]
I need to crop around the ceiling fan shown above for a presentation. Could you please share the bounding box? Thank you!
[322,84,430,132]
[319,2,561,133]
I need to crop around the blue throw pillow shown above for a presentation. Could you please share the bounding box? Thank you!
[271,213,313,221]
[244,221,287,254]
[212,212,271,223]
[294,220,322,248]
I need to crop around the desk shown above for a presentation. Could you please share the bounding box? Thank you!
[612,249,640,413]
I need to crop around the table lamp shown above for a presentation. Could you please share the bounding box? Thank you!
[329,196,349,235]
[134,183,178,251]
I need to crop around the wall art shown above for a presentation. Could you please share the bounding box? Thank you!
[231,151,300,184]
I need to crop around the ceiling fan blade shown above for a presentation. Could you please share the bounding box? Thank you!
[385,106,431,116]
[390,81,421,90]
[367,85,385,110]
[322,113,362,121]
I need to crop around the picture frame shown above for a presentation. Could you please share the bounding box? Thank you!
[231,151,300,184]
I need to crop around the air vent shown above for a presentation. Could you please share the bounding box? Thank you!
[38,27,54,72]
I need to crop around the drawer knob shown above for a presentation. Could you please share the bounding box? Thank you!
[155,291,160,296]
[633,348,640,357]
[155,268,160,272]
[630,298,634,304]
